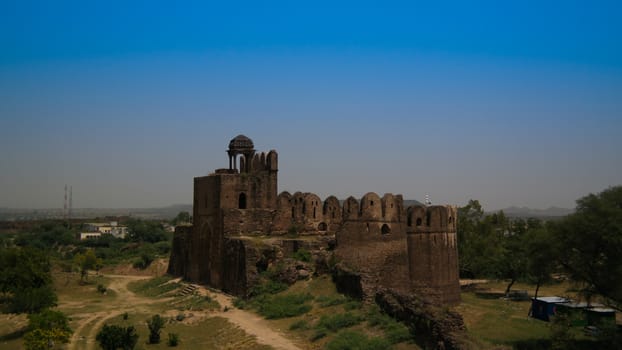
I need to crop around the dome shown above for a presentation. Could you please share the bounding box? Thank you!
[228,134,254,151]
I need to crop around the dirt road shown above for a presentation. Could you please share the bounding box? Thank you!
[66,275,300,350]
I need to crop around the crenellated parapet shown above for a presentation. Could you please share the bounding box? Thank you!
[169,134,460,305]
[405,204,460,305]
[249,150,278,174]
[407,205,457,233]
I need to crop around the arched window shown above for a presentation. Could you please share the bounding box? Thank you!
[313,207,316,219]
[416,218,422,226]
[238,193,247,209]
[381,224,391,235]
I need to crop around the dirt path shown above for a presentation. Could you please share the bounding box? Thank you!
[209,291,302,350]
[68,275,155,350]
[67,275,301,350]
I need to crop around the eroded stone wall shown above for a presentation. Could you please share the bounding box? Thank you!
[168,138,460,304]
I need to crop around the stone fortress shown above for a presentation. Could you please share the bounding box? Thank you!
[168,135,460,305]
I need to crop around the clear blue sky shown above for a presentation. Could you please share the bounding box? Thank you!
[1,1,621,210]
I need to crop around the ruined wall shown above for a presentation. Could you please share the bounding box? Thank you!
[334,192,412,299]
[406,205,461,305]
[168,136,460,304]
[167,225,192,276]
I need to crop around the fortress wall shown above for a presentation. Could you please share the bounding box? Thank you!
[334,238,411,299]
[406,204,461,305]
[360,192,382,220]
[272,191,293,232]
[169,136,461,303]
[222,208,274,236]
[168,225,192,276]
[323,195,342,231]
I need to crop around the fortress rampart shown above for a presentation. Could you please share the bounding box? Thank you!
[168,135,460,305]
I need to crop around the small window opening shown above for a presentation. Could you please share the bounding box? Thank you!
[416,218,422,226]
[238,192,247,209]
[381,224,391,235]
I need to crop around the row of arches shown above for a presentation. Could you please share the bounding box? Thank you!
[279,191,405,224]
[230,150,278,174]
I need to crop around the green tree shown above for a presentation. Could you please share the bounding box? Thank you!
[147,314,165,344]
[0,247,57,313]
[96,324,139,350]
[73,249,102,283]
[554,186,622,310]
[457,200,507,279]
[171,211,191,225]
[524,224,556,300]
[23,309,72,350]
[126,220,168,243]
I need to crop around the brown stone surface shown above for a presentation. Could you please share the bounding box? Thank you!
[168,135,461,304]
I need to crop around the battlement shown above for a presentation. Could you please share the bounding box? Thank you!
[169,135,460,304]
[407,205,457,233]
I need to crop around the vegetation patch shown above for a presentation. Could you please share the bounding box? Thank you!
[316,312,363,332]
[127,276,180,297]
[255,293,314,319]
[292,248,312,262]
[325,330,391,350]
[289,319,310,330]
[316,295,348,308]
[366,306,412,344]
[175,294,220,311]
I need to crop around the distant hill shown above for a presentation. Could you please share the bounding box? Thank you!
[0,204,193,221]
[495,206,574,218]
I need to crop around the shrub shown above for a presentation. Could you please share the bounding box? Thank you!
[147,314,165,344]
[122,312,129,320]
[310,328,327,342]
[132,252,154,270]
[96,324,139,350]
[316,312,363,332]
[366,307,412,344]
[326,330,391,350]
[167,333,180,347]
[256,293,314,319]
[97,284,107,294]
[250,279,287,297]
[289,319,310,330]
[293,248,312,262]
[24,310,72,350]
[316,295,347,307]
[233,298,247,309]
[343,300,362,310]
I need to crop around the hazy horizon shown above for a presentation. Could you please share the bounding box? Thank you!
[2,2,621,212]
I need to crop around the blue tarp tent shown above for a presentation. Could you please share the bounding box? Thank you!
[531,296,570,321]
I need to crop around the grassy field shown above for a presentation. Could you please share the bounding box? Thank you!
[455,280,607,349]
[2,270,617,350]
[0,271,276,350]
[245,274,421,350]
